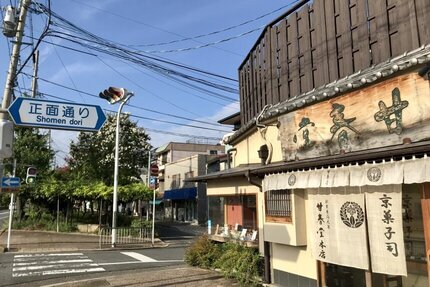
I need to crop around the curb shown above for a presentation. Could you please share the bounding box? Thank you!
[1,242,169,253]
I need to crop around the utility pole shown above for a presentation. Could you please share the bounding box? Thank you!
[2,0,31,252]
[31,50,39,98]
[1,0,32,117]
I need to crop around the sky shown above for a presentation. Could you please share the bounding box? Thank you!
[0,0,295,166]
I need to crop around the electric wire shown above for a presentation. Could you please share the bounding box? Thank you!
[24,35,239,109]
[30,4,240,97]
[93,55,202,118]
[141,25,265,54]
[15,81,230,128]
[16,88,229,137]
[50,30,239,94]
[68,0,243,57]
[48,37,86,103]
[12,0,51,82]
[129,0,301,47]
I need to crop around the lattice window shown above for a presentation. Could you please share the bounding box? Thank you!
[265,189,292,223]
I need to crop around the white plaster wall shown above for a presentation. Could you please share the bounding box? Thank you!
[271,243,318,280]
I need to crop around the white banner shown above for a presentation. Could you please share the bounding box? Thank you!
[308,187,369,270]
[364,185,407,276]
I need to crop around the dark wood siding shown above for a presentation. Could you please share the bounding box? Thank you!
[239,0,430,125]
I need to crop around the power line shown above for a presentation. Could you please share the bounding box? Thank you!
[24,35,239,109]
[16,77,229,128]
[144,128,221,141]
[46,30,239,97]
[68,0,243,57]
[141,26,265,54]
[129,0,301,48]
[16,87,231,133]
[30,4,240,95]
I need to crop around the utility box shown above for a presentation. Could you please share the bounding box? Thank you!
[0,121,13,159]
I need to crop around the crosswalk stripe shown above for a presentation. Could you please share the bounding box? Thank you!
[13,263,100,271]
[14,256,89,263]
[12,267,105,277]
[121,252,156,262]
[12,253,105,278]
[14,253,83,258]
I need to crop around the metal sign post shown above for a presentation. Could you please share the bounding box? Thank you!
[6,158,17,251]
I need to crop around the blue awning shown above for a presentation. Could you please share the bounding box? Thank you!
[163,187,197,200]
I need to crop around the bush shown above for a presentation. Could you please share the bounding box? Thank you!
[130,218,151,229]
[185,235,263,286]
[184,234,222,269]
[12,205,77,232]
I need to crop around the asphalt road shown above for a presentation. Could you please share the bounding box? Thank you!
[0,246,187,286]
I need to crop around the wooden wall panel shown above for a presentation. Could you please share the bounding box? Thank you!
[368,1,391,63]
[298,5,313,93]
[287,12,300,98]
[339,0,354,77]
[270,27,280,104]
[239,68,245,125]
[278,19,289,102]
[251,50,257,122]
[313,0,329,87]
[237,0,428,125]
[353,0,371,71]
[264,29,272,106]
[324,0,339,82]
[255,46,262,113]
[415,0,430,46]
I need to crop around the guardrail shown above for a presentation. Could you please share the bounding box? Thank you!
[99,226,151,249]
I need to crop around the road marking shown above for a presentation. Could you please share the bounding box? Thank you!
[13,263,100,271]
[12,267,105,277]
[98,259,183,266]
[14,259,92,265]
[12,253,105,278]
[120,252,156,262]
[14,253,84,258]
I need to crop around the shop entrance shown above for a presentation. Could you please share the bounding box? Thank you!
[325,264,365,287]
[325,264,404,287]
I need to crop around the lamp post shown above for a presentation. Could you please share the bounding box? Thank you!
[99,87,134,247]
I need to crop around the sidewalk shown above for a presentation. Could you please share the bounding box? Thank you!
[0,230,165,252]
[41,266,240,287]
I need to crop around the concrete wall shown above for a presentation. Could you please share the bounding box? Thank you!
[164,156,199,190]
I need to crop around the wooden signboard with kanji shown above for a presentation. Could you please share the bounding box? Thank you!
[278,73,430,161]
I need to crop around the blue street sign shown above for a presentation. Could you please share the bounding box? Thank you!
[1,177,20,188]
[150,177,156,185]
[8,97,107,132]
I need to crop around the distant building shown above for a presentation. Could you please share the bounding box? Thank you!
[155,142,225,224]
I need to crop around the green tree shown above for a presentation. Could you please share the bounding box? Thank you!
[6,127,55,220]
[68,113,151,185]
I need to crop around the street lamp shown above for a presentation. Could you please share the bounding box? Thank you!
[99,86,134,247]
